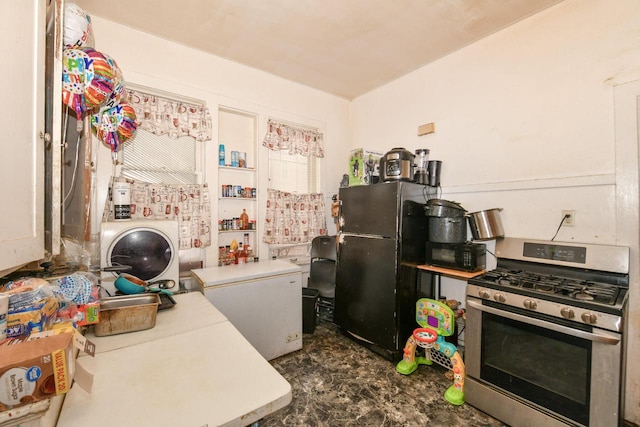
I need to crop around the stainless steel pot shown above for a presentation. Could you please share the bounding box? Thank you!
[468,208,504,241]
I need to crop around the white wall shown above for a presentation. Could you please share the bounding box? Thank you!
[88,16,351,268]
[87,0,640,421]
[350,0,640,422]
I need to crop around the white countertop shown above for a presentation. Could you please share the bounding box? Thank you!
[192,259,301,287]
[57,292,291,427]
[84,292,227,354]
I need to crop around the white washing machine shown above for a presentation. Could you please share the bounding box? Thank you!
[100,220,180,295]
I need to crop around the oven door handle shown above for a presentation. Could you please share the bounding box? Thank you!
[466,300,621,345]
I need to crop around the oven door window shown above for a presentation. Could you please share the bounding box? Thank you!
[481,310,591,426]
[109,230,173,281]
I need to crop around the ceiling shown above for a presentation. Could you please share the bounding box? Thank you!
[73,0,563,100]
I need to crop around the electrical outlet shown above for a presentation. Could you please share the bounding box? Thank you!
[286,332,301,343]
[562,210,575,227]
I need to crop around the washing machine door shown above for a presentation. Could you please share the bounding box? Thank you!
[108,229,173,281]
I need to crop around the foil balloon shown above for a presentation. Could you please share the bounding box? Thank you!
[100,54,125,111]
[63,3,94,49]
[81,47,116,110]
[62,48,89,120]
[117,102,138,144]
[91,101,138,153]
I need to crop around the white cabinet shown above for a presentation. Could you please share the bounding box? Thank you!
[192,261,303,360]
[0,0,60,277]
[217,107,259,258]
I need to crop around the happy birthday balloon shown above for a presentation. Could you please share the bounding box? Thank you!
[117,102,138,143]
[62,48,89,120]
[63,3,94,49]
[100,54,125,111]
[81,47,115,110]
[91,101,137,153]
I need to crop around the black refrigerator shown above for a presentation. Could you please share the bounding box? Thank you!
[334,181,431,362]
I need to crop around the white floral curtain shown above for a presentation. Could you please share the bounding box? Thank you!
[125,88,213,142]
[263,190,327,244]
[262,119,324,158]
[104,181,212,250]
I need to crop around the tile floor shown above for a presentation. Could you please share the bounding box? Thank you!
[260,320,506,426]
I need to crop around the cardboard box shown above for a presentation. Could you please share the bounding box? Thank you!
[348,148,384,186]
[0,331,75,411]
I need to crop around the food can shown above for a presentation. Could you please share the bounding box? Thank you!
[238,152,247,168]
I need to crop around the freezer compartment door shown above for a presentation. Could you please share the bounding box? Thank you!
[339,183,400,237]
[334,234,398,351]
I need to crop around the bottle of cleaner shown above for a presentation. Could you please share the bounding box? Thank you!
[219,144,225,166]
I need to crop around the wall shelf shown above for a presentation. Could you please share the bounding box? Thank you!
[218,107,259,257]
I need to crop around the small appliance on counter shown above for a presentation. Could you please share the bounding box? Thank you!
[380,147,415,182]
[414,149,430,184]
[424,241,486,272]
[427,160,442,187]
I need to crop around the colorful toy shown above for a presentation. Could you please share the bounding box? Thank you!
[396,298,465,406]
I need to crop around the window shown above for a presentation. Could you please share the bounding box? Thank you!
[120,129,201,185]
[263,118,324,193]
[118,84,212,185]
[268,149,319,193]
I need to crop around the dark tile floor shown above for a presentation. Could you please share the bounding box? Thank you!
[261,321,506,426]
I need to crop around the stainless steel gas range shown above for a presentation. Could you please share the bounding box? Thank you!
[465,237,629,427]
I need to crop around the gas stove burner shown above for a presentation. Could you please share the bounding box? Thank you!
[533,283,555,293]
[474,267,623,307]
[496,276,512,287]
[574,290,595,301]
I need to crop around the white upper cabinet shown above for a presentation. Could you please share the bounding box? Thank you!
[0,0,48,276]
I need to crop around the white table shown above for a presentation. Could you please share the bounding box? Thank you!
[57,292,291,426]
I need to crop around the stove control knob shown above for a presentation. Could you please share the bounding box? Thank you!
[560,307,575,319]
[493,293,506,303]
[523,299,537,310]
[478,289,491,299]
[581,312,598,324]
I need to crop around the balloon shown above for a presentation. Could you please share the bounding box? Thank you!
[81,48,116,110]
[63,3,94,49]
[62,48,89,120]
[117,103,138,143]
[100,54,125,110]
[91,101,138,153]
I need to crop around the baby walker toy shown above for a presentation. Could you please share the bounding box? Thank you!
[396,298,465,405]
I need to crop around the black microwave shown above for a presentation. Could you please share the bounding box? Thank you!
[425,242,486,272]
